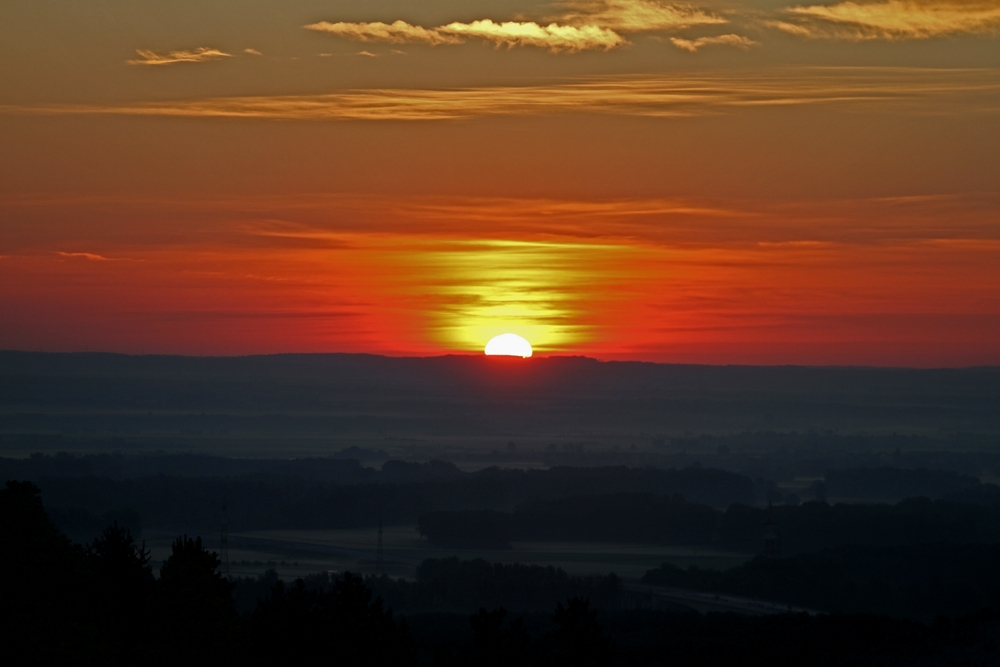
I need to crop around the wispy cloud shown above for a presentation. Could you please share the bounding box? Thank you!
[127,47,232,66]
[670,34,758,51]
[557,0,727,31]
[775,0,1000,39]
[306,21,462,46]
[4,69,998,120]
[244,48,263,56]
[767,20,817,36]
[356,50,379,57]
[440,20,624,51]
[56,251,113,261]
[307,19,624,52]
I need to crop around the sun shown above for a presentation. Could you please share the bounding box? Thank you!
[484,333,533,358]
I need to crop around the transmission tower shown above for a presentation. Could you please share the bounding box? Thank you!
[376,518,384,575]
[762,502,780,557]
[220,497,231,578]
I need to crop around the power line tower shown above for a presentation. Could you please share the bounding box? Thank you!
[220,497,231,579]
[762,502,780,557]
[376,518,384,575]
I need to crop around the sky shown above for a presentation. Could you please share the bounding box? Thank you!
[1,0,998,365]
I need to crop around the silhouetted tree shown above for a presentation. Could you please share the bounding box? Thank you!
[87,521,156,663]
[461,608,532,667]
[0,481,91,664]
[90,521,153,604]
[545,599,612,667]
[378,557,620,613]
[246,572,413,666]
[231,568,281,616]
[157,535,238,664]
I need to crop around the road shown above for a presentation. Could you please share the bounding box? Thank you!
[623,583,820,616]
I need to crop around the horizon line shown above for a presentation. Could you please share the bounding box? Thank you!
[0,348,996,371]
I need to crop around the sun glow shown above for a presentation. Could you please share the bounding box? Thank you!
[407,238,638,354]
[485,333,533,357]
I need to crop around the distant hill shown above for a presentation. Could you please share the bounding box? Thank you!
[1,352,998,455]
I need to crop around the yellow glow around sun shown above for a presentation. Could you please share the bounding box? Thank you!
[405,238,633,354]
[355,233,655,355]
[485,333,533,357]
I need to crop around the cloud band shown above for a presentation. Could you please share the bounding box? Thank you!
[5,69,998,120]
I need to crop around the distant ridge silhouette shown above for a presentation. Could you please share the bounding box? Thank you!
[1,350,999,441]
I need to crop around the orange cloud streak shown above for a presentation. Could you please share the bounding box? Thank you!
[557,0,727,31]
[305,21,463,46]
[669,34,758,51]
[127,47,232,65]
[778,0,1000,39]
[3,69,998,121]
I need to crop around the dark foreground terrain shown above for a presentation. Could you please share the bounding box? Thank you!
[8,479,1000,667]
[5,352,1000,664]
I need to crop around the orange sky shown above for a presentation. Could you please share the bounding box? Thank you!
[1,1,998,365]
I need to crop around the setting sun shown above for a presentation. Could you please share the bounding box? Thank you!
[484,333,533,358]
[0,0,997,367]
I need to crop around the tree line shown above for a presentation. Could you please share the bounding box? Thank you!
[30,464,753,540]
[232,561,622,617]
[643,542,1000,619]
[420,494,1000,553]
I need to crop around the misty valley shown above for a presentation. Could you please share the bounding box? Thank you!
[4,353,1000,664]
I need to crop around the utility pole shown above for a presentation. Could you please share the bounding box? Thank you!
[376,518,384,575]
[220,497,231,579]
[762,502,780,557]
